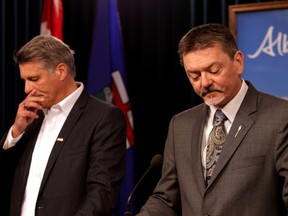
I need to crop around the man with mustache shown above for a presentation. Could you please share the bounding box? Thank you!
[0,35,126,216]
[137,23,288,215]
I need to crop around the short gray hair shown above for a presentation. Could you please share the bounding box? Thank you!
[14,35,76,78]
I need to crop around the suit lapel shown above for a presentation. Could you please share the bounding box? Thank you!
[206,82,258,188]
[38,90,89,193]
[190,105,209,192]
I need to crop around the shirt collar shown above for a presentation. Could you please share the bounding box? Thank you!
[43,82,84,116]
[209,79,248,122]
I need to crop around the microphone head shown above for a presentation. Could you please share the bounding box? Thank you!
[150,154,163,167]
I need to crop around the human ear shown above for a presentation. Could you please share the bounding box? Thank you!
[56,63,68,80]
[234,51,244,74]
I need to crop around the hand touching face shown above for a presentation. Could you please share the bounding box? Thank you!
[12,61,63,137]
[12,89,44,138]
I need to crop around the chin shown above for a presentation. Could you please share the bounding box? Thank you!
[204,96,225,107]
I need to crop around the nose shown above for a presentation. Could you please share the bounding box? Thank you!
[24,81,33,94]
[200,72,212,88]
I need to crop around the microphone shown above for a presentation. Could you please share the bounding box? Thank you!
[124,154,163,216]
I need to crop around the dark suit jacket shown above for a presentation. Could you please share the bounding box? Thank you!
[138,81,288,216]
[0,89,126,216]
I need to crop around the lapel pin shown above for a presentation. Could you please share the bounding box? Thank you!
[56,138,64,142]
[235,125,242,137]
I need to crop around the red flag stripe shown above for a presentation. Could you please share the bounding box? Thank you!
[40,0,63,40]
[111,72,134,148]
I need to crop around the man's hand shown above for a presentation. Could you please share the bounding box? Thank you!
[12,89,44,137]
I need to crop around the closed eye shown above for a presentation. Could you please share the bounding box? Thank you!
[186,71,200,81]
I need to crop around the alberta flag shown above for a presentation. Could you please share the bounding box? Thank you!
[87,0,135,215]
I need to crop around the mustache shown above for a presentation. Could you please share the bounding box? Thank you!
[200,85,223,97]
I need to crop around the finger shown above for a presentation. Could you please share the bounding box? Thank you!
[28,89,38,96]
[25,90,45,104]
[18,104,40,121]
[22,102,28,110]
[22,101,43,111]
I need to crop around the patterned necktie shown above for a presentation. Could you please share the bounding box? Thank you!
[206,109,227,184]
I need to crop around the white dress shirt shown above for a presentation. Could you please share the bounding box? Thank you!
[3,82,84,216]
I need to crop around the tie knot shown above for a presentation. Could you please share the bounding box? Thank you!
[213,109,227,125]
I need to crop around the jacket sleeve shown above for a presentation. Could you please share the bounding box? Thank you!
[75,105,127,216]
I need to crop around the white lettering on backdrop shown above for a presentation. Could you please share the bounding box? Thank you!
[247,26,288,58]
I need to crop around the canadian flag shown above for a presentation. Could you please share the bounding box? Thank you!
[40,0,63,40]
